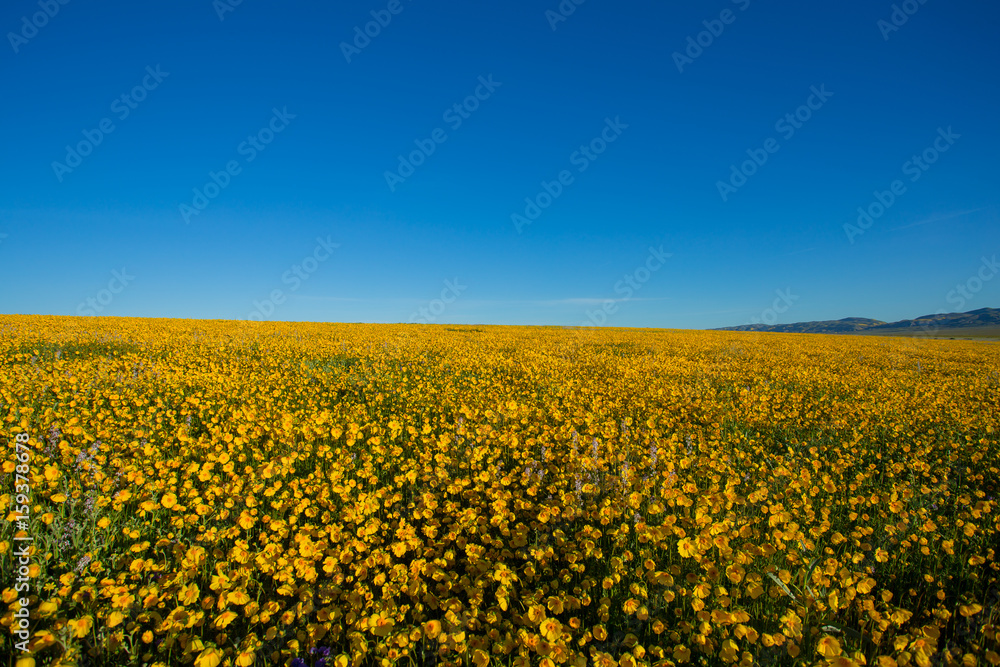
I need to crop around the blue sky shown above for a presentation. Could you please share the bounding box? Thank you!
[1,0,998,328]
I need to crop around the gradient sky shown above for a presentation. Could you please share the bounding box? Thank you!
[1,0,998,328]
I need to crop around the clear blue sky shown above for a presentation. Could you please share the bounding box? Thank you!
[2,0,998,328]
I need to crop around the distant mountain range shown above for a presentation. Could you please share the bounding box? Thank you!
[715,307,1000,334]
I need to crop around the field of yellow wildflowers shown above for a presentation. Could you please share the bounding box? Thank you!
[1,315,998,667]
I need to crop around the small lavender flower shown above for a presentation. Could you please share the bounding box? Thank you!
[75,555,91,573]
[592,438,599,459]
[46,426,62,457]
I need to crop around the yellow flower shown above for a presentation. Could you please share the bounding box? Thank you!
[194,647,223,667]
[161,493,177,509]
[37,599,59,616]
[527,605,546,625]
[178,583,200,606]
[369,614,395,637]
[827,658,860,667]
[678,538,698,558]
[424,620,442,640]
[816,637,842,658]
[540,618,562,642]
[472,649,490,667]
[213,610,238,628]
[226,589,251,605]
[68,616,93,638]
[959,604,983,617]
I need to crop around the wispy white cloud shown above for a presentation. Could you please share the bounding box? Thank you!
[291,295,671,307]
[289,295,368,303]
[535,296,672,306]
[672,307,749,317]
[889,207,987,231]
[781,247,816,257]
